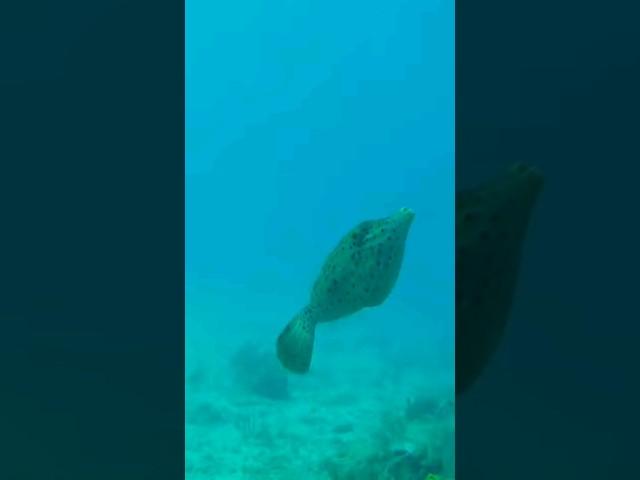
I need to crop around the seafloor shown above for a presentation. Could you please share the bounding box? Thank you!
[186,286,454,480]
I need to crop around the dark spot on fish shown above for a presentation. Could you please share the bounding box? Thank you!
[514,163,528,174]
[333,423,354,434]
[479,230,490,241]
[463,211,476,223]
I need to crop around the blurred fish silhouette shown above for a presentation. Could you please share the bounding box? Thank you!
[456,163,544,395]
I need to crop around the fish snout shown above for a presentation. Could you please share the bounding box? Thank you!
[398,207,416,222]
[508,163,544,193]
[391,207,415,232]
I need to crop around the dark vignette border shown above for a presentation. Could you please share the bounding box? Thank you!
[456,1,640,478]
[1,2,184,478]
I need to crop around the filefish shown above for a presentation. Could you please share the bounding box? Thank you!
[276,208,415,373]
[456,163,544,394]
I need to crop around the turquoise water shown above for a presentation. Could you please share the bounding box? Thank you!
[186,1,454,478]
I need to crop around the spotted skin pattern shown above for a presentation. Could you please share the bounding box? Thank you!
[276,208,415,373]
[456,163,544,394]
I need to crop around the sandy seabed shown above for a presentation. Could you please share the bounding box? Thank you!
[187,342,454,480]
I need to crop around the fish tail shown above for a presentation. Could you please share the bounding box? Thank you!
[276,306,317,374]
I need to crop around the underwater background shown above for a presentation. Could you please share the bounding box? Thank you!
[186,0,454,478]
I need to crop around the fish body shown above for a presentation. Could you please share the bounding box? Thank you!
[276,207,415,373]
[456,163,544,394]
